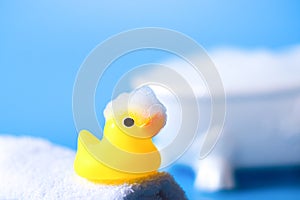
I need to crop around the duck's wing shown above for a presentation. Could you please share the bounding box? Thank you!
[78,130,160,174]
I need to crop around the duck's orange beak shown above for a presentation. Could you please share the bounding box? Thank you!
[128,103,166,138]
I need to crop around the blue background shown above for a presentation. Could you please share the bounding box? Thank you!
[1,1,300,199]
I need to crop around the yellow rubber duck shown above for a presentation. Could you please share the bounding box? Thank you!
[74,86,167,184]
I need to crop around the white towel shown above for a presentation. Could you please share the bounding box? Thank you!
[0,135,186,200]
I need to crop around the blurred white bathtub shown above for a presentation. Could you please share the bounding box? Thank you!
[132,45,300,191]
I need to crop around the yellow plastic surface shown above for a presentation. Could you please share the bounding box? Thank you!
[74,116,163,184]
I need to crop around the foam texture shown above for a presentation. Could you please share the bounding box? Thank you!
[0,135,186,200]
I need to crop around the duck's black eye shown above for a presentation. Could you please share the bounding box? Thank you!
[123,117,134,127]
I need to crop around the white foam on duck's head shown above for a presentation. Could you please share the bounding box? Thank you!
[129,86,166,119]
[103,93,129,119]
[104,86,166,120]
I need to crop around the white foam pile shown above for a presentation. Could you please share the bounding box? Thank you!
[0,135,186,200]
[104,86,166,120]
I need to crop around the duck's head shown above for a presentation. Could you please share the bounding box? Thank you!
[104,86,167,139]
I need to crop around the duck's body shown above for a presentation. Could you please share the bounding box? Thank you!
[74,86,166,184]
[74,127,161,183]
